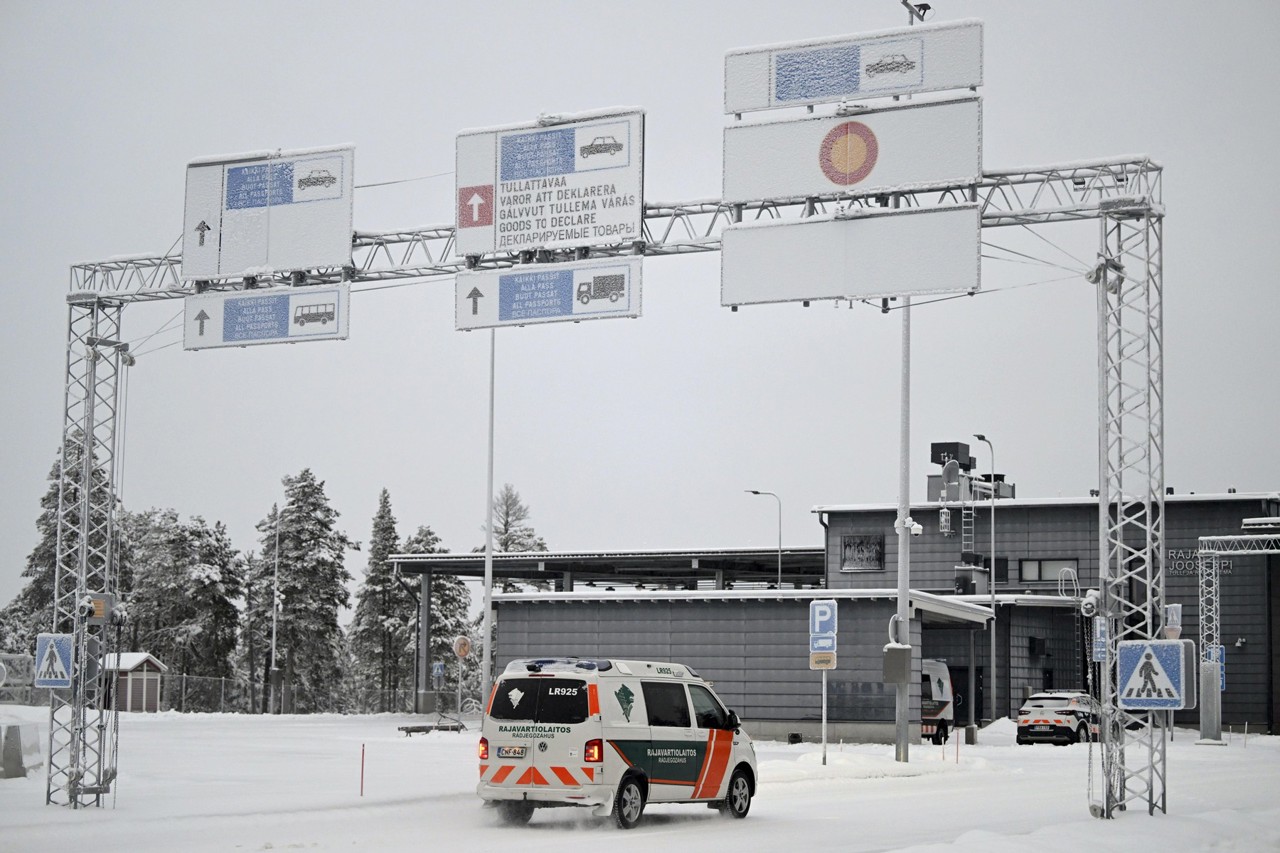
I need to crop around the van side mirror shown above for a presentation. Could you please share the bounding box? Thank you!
[726,710,740,731]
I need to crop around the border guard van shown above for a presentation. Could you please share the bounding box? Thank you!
[477,657,757,829]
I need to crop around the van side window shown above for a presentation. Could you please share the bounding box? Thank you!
[641,682,691,728]
[688,684,729,729]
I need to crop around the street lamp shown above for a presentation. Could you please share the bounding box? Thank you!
[973,434,997,723]
[746,490,782,588]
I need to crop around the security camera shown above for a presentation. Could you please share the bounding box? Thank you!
[910,521,924,537]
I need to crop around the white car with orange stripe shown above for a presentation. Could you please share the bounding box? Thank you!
[477,657,757,829]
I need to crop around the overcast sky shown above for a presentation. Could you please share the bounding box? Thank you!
[3,0,1278,610]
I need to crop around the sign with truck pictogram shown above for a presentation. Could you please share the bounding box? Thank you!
[455,257,641,330]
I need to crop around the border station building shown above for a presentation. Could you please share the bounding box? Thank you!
[393,465,1279,741]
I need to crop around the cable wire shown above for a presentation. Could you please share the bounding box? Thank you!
[356,170,454,190]
[982,241,1085,274]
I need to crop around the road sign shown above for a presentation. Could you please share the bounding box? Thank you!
[1210,644,1226,692]
[455,257,641,330]
[455,109,644,256]
[1091,616,1107,663]
[721,204,980,307]
[183,283,350,350]
[810,651,837,671]
[723,96,980,204]
[724,19,983,114]
[810,634,837,654]
[1117,639,1188,710]
[34,634,73,689]
[809,599,837,635]
[182,144,355,281]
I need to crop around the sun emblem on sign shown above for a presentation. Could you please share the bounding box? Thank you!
[819,121,878,186]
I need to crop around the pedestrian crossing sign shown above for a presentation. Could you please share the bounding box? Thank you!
[34,633,73,689]
[1117,639,1187,710]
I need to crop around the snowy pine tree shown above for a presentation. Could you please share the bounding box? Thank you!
[120,509,242,678]
[348,489,418,711]
[472,483,548,593]
[400,524,471,704]
[256,469,353,713]
[0,437,108,653]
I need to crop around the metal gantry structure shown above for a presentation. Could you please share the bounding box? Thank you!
[1196,529,1280,741]
[54,156,1164,815]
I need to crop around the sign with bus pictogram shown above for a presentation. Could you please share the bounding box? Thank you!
[183,283,350,350]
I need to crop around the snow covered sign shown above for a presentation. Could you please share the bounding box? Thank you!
[455,257,641,331]
[723,96,980,204]
[721,204,980,307]
[1117,639,1194,711]
[455,109,645,256]
[724,19,983,114]
[183,283,350,350]
[34,633,73,689]
[182,144,355,281]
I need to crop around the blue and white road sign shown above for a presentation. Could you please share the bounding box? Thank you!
[1210,644,1226,692]
[1117,640,1186,710]
[455,257,641,330]
[34,633,73,689]
[1091,616,1107,663]
[810,634,837,654]
[183,284,350,350]
[809,599,838,636]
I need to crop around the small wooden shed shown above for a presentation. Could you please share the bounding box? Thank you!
[103,653,167,713]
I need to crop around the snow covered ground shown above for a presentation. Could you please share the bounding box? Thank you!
[2,706,1278,852]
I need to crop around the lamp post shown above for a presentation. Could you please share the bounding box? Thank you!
[270,502,281,715]
[746,490,782,588]
[973,434,997,724]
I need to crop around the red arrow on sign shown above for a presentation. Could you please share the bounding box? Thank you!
[457,185,494,228]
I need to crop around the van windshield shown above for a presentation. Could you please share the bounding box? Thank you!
[489,678,589,724]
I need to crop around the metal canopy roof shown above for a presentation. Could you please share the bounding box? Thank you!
[390,546,826,590]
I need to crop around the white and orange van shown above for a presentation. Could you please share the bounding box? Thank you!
[477,657,757,829]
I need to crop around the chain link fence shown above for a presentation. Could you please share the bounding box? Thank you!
[153,674,418,715]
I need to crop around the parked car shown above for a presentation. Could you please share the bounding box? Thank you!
[1016,691,1099,745]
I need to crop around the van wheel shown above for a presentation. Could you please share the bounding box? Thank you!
[720,769,752,819]
[496,800,535,825]
[613,776,646,829]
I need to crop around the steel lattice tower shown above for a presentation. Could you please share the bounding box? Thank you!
[55,158,1164,817]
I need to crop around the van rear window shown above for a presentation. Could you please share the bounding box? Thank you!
[489,678,589,724]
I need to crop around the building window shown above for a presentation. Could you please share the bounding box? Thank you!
[840,534,885,572]
[1020,558,1078,583]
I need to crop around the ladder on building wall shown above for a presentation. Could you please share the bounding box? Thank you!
[961,504,975,555]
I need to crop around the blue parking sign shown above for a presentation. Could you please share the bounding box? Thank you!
[810,599,838,636]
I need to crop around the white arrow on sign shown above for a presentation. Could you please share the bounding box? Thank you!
[467,193,486,222]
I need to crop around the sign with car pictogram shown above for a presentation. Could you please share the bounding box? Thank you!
[182,144,354,281]
[183,283,350,350]
[723,96,980,204]
[455,108,644,256]
[724,19,983,113]
[455,257,641,331]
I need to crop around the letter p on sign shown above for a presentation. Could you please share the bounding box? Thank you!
[810,599,838,635]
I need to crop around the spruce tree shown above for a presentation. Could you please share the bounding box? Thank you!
[256,469,353,713]
[0,437,106,653]
[349,489,413,711]
[401,524,471,704]
[118,509,242,679]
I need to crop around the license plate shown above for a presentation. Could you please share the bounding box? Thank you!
[496,746,527,759]
[1032,726,1052,732]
